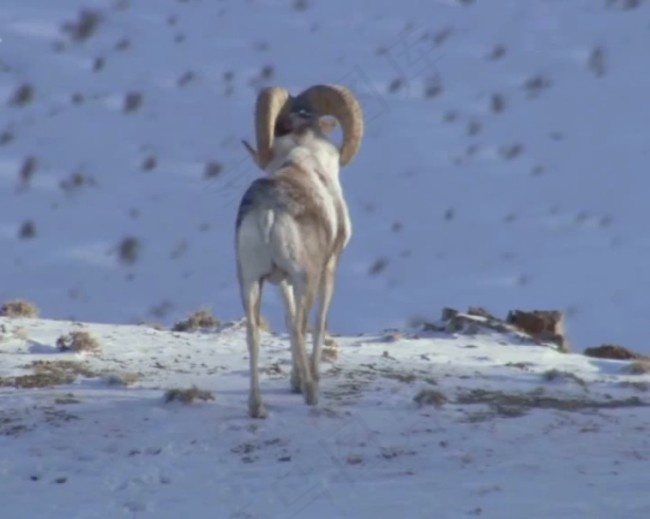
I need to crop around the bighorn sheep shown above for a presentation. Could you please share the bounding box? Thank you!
[236,84,363,418]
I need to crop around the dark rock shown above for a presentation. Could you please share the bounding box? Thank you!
[506,309,570,352]
[584,344,645,361]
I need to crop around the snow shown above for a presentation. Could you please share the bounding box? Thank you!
[1,0,650,353]
[1,316,649,518]
[1,0,650,516]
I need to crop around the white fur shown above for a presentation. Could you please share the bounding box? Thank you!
[269,131,352,247]
[236,124,353,418]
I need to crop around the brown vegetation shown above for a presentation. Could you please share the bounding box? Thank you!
[164,386,214,404]
[56,331,101,353]
[172,308,220,332]
[1,300,39,318]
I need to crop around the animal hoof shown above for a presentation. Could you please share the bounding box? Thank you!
[290,371,302,393]
[249,403,268,419]
[303,382,319,406]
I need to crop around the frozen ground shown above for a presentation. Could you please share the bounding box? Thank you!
[1,315,649,518]
[1,0,650,353]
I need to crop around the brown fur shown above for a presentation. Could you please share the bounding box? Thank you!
[272,166,337,263]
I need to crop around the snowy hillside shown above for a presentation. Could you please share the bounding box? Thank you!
[1,315,649,518]
[2,0,650,353]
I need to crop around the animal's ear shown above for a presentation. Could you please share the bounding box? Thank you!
[318,116,338,135]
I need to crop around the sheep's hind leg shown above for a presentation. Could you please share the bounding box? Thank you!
[311,256,337,383]
[243,279,266,418]
[279,280,301,393]
[291,279,318,406]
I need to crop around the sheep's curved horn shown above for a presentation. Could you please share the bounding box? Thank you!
[298,85,364,166]
[254,86,290,168]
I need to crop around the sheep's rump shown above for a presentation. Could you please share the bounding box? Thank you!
[236,174,334,242]
[235,173,337,286]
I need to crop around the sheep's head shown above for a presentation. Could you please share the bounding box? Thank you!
[243,84,364,169]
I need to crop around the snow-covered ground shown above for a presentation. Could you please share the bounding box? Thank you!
[1,0,649,353]
[1,316,649,518]
[2,2,650,516]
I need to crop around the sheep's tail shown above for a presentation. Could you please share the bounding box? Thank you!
[260,210,274,244]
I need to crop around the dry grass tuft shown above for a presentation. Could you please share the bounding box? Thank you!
[587,46,606,77]
[499,143,523,160]
[105,372,140,386]
[423,76,443,98]
[54,393,81,405]
[0,360,97,388]
[60,171,96,193]
[123,91,143,113]
[414,388,447,407]
[491,93,505,113]
[260,65,274,80]
[542,369,588,388]
[141,155,157,171]
[93,56,105,72]
[140,321,166,331]
[293,0,309,11]
[177,70,195,87]
[523,74,552,98]
[457,388,644,415]
[1,300,39,318]
[61,9,103,43]
[204,161,223,179]
[625,360,650,375]
[258,316,271,332]
[488,45,506,60]
[368,257,389,276]
[117,236,140,264]
[619,381,649,392]
[18,156,38,188]
[114,38,130,51]
[56,331,101,353]
[0,129,14,146]
[321,337,339,362]
[164,386,214,404]
[18,220,36,239]
[173,308,220,332]
[607,0,641,11]
[8,83,34,107]
[388,78,404,94]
